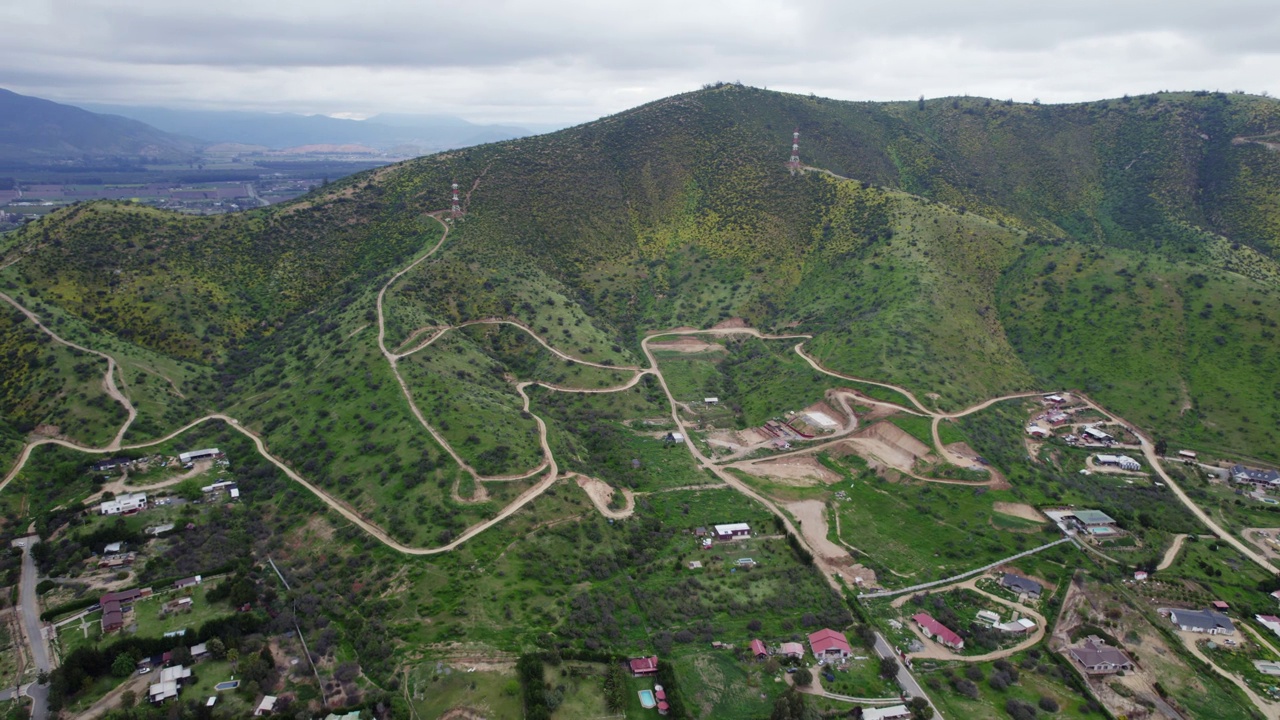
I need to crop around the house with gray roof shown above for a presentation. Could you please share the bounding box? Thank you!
[1232,465,1280,487]
[1000,573,1043,599]
[1068,636,1133,674]
[1170,608,1235,635]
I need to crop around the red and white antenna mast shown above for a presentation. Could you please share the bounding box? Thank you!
[449,182,462,219]
[788,129,801,175]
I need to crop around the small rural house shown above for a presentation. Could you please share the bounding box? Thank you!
[1257,615,1280,637]
[174,575,202,590]
[750,639,767,659]
[808,628,852,660]
[148,665,192,703]
[778,641,805,659]
[1095,454,1141,471]
[1068,637,1133,674]
[1070,509,1117,528]
[628,656,659,677]
[100,492,147,516]
[179,448,221,464]
[100,587,151,633]
[861,705,912,720]
[1231,465,1280,486]
[1026,426,1051,438]
[713,523,751,540]
[912,613,963,650]
[999,573,1043,599]
[1134,571,1149,581]
[254,696,278,716]
[1082,426,1113,443]
[1170,608,1235,635]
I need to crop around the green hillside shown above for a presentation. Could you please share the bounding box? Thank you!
[7,84,1280,719]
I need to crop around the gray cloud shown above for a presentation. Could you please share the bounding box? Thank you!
[1,0,1276,124]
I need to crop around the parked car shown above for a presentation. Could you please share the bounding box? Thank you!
[138,667,151,675]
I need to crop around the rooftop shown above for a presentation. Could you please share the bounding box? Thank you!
[1072,509,1116,525]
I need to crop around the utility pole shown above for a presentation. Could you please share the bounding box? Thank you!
[788,129,801,175]
[449,182,462,220]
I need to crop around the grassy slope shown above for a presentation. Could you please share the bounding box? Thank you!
[0,304,126,446]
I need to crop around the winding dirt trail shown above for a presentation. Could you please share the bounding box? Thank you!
[889,577,1048,662]
[0,290,137,449]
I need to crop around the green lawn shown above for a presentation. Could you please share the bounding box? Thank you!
[129,585,234,639]
[818,452,1072,586]
[915,652,1104,719]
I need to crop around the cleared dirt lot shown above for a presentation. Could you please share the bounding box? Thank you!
[832,422,936,475]
[574,474,635,519]
[787,499,877,586]
[647,336,726,354]
[992,502,1045,523]
[739,456,840,485]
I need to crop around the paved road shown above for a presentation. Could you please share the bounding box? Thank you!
[17,538,49,673]
[873,632,934,715]
[16,536,49,720]
[858,538,1072,599]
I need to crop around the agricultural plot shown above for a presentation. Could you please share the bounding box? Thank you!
[670,650,778,720]
[913,650,1105,719]
[820,452,1070,586]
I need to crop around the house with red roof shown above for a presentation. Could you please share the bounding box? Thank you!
[913,613,964,650]
[808,628,851,660]
[750,639,767,659]
[628,656,659,677]
[778,641,805,659]
[1257,614,1280,637]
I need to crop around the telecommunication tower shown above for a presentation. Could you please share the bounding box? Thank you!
[450,182,462,219]
[788,129,801,175]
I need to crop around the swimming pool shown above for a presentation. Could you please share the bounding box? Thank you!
[638,689,656,708]
[214,680,239,691]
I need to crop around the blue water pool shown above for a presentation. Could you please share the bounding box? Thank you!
[638,689,656,708]
[214,680,239,691]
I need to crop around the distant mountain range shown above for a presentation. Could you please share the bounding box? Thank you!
[75,103,562,152]
[0,88,199,162]
[0,87,565,165]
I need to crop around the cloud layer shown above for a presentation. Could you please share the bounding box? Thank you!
[3,0,1277,123]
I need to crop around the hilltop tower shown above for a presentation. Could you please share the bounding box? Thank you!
[450,182,462,219]
[788,129,801,175]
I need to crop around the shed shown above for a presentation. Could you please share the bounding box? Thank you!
[750,639,767,659]
[254,696,278,716]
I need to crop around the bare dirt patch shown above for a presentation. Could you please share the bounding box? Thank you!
[711,317,749,329]
[831,422,935,474]
[574,474,635,519]
[992,502,1045,523]
[648,336,726,354]
[787,499,877,587]
[740,456,840,486]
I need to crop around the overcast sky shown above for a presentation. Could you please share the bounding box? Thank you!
[2,0,1277,125]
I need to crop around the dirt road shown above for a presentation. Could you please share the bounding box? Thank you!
[890,577,1048,663]
[0,290,137,449]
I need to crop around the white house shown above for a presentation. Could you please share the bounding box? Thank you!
[862,706,912,720]
[1257,615,1280,637]
[100,492,147,515]
[1096,454,1141,471]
